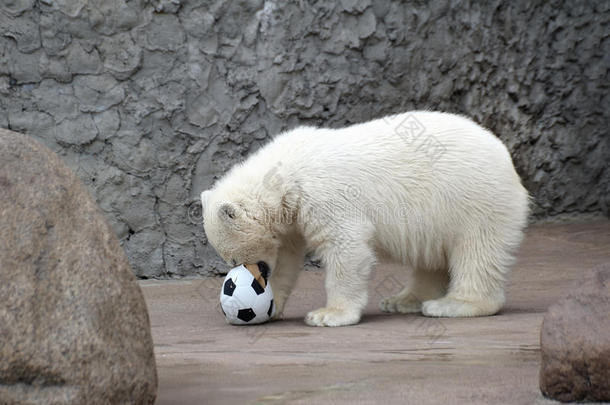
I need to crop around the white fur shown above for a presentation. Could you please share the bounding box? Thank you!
[201,111,529,327]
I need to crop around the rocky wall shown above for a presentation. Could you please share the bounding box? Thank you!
[1,0,608,277]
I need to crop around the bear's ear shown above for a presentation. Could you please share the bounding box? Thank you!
[218,202,239,223]
[200,190,211,214]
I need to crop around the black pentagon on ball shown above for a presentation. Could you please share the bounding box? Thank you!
[223,278,236,296]
[237,308,256,322]
[251,278,265,295]
[267,299,274,317]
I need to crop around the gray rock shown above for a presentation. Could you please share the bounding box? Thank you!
[39,54,72,82]
[357,8,377,38]
[31,80,78,122]
[6,110,54,135]
[51,0,87,18]
[0,0,35,16]
[111,136,157,175]
[0,128,157,404]
[0,10,41,53]
[99,32,143,80]
[88,1,142,35]
[540,265,610,402]
[148,0,182,14]
[39,12,72,56]
[65,41,101,75]
[92,108,120,140]
[123,228,166,278]
[2,41,42,83]
[138,13,185,51]
[341,0,372,13]
[73,74,125,113]
[52,114,98,145]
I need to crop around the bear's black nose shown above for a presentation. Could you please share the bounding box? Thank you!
[257,261,270,281]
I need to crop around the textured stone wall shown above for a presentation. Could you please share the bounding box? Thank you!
[1,0,608,278]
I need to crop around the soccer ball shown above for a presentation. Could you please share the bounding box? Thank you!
[220,264,275,325]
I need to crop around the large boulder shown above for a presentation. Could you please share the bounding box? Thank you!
[0,129,157,404]
[540,264,610,402]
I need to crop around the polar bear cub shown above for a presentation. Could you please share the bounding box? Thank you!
[200,111,529,327]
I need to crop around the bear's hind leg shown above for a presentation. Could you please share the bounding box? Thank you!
[380,267,448,313]
[422,235,513,318]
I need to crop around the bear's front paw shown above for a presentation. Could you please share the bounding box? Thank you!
[270,296,286,321]
[304,307,361,327]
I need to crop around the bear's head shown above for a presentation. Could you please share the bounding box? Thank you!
[200,188,281,273]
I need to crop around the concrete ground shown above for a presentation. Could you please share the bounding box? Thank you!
[141,220,610,405]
